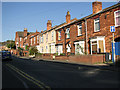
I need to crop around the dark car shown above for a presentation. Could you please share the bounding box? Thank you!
[0,51,12,61]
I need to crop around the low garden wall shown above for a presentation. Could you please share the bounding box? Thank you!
[37,54,106,64]
[54,54,105,64]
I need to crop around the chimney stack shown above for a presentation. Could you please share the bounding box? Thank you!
[24,28,27,37]
[66,11,71,24]
[41,30,43,33]
[36,29,38,32]
[92,1,102,14]
[47,20,52,31]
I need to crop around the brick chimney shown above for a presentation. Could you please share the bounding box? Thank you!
[92,1,102,14]
[66,11,71,24]
[36,29,38,32]
[41,30,43,33]
[24,28,27,37]
[47,20,52,31]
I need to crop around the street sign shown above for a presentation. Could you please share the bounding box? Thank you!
[110,26,115,32]
[110,26,116,63]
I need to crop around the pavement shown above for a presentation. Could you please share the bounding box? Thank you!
[15,55,120,72]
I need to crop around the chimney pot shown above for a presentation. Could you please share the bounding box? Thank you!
[24,28,27,37]
[66,11,71,23]
[47,20,52,31]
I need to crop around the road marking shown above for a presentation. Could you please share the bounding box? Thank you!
[3,64,29,88]
[6,64,51,90]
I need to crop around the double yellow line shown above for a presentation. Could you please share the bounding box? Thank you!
[6,64,51,90]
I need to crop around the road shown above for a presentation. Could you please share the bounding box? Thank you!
[2,56,120,89]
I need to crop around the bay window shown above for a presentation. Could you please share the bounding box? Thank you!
[90,36,105,54]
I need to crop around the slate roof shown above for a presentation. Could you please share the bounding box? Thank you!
[55,2,120,29]
[17,31,35,37]
[17,32,24,37]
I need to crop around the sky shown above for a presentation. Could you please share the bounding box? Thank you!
[1,1,118,42]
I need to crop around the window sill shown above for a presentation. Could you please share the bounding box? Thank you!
[94,30,100,33]
[66,38,70,39]
[115,25,120,28]
[77,35,82,37]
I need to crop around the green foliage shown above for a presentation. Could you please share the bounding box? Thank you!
[60,53,65,56]
[54,53,59,56]
[6,42,16,49]
[36,53,43,55]
[29,46,38,55]
[25,45,29,51]
[17,47,23,51]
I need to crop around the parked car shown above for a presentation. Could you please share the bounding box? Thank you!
[0,51,12,61]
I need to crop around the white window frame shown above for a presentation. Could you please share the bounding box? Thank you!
[37,35,39,43]
[90,36,106,55]
[66,44,71,53]
[58,30,61,40]
[49,43,55,53]
[46,46,48,53]
[114,10,120,27]
[77,24,82,36]
[20,37,22,41]
[41,35,43,43]
[66,28,70,39]
[74,41,85,55]
[51,31,54,41]
[56,45,63,55]
[46,33,48,42]
[42,47,44,53]
[94,18,100,32]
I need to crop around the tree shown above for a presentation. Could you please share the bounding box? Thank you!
[17,47,23,56]
[29,46,38,55]
[17,47,23,51]
[6,42,16,49]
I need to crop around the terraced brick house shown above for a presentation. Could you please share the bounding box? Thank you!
[55,1,120,57]
[39,20,58,54]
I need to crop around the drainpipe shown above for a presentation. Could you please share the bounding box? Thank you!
[63,27,66,55]
[85,18,88,55]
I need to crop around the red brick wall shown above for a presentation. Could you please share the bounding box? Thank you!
[56,21,86,54]
[87,7,120,53]
[30,32,40,47]
[42,53,54,60]
[56,5,120,55]
[55,56,68,61]
[42,54,105,64]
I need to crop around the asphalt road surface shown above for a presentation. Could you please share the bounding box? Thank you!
[2,56,120,89]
